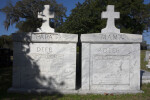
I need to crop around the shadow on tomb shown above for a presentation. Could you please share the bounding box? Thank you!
[8,5,78,95]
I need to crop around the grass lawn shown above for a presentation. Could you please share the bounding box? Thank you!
[0,50,150,100]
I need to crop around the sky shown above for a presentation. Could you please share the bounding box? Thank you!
[0,0,150,44]
[0,0,85,36]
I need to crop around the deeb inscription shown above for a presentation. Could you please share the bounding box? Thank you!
[23,43,76,89]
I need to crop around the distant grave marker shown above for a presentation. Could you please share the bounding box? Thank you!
[145,51,150,61]
[146,54,150,68]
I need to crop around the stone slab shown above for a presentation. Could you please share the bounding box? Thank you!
[81,32,142,93]
[12,33,78,43]
[12,32,78,91]
[8,88,143,95]
[81,33,142,43]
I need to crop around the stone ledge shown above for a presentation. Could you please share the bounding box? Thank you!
[81,33,142,43]
[78,90,143,94]
[12,32,78,43]
[8,88,143,95]
[8,88,78,95]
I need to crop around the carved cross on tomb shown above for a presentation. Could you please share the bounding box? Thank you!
[37,5,55,33]
[101,5,120,33]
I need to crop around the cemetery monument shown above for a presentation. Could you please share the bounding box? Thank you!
[9,5,78,94]
[81,5,142,94]
[9,4,143,94]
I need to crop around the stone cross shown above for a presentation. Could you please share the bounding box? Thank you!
[37,5,55,33]
[101,5,120,33]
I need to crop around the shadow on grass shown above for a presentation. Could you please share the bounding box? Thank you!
[0,33,67,100]
[0,67,63,100]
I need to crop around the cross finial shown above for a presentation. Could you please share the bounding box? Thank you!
[101,5,120,33]
[37,5,55,33]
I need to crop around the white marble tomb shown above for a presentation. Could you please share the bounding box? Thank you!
[9,4,143,94]
[9,5,78,94]
[81,5,143,94]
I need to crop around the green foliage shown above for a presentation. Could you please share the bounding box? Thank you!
[1,0,66,32]
[57,0,150,34]
[141,41,148,50]
[0,35,13,49]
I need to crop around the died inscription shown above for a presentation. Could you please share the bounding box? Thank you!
[92,46,130,85]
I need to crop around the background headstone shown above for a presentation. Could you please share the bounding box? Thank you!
[146,54,150,68]
[145,51,150,61]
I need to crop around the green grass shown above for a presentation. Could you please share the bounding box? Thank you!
[1,50,150,100]
[141,50,150,71]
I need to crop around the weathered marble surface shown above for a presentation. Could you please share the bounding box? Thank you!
[81,34,142,92]
[81,33,142,43]
[81,36,142,92]
[12,32,78,42]
[8,88,143,94]
[81,42,141,91]
[12,32,78,91]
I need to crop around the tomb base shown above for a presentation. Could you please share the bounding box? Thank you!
[8,88,143,95]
